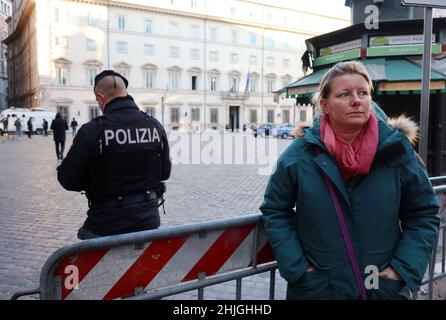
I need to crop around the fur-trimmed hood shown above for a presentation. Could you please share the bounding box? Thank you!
[387,115,419,146]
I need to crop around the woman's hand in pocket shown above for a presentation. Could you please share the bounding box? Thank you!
[378,266,401,281]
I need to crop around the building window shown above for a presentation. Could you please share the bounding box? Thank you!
[145,19,153,33]
[55,37,67,48]
[231,7,236,15]
[171,107,180,123]
[170,47,179,58]
[191,76,198,90]
[249,55,257,65]
[231,78,238,93]
[266,57,275,67]
[191,0,197,8]
[57,106,69,120]
[88,13,98,26]
[57,67,68,85]
[144,44,154,56]
[170,22,179,36]
[231,31,237,45]
[210,51,218,61]
[267,110,274,123]
[144,72,156,89]
[266,38,274,49]
[282,80,290,88]
[250,33,257,46]
[230,53,238,63]
[169,73,180,90]
[210,108,218,123]
[267,79,275,93]
[250,79,257,93]
[190,48,199,60]
[89,106,100,120]
[300,109,307,122]
[191,108,200,121]
[118,16,125,30]
[145,107,155,117]
[210,28,217,41]
[267,12,273,21]
[191,25,199,39]
[87,69,97,86]
[117,42,128,53]
[210,77,217,91]
[283,42,290,50]
[283,59,290,68]
[250,109,257,123]
[283,110,290,123]
[87,39,96,51]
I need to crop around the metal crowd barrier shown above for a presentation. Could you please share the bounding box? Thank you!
[11,185,446,300]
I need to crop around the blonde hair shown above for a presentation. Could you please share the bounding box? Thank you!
[312,60,373,113]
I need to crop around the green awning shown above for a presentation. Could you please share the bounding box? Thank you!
[282,57,446,103]
[285,67,330,99]
[407,56,446,77]
[363,58,386,81]
[384,58,445,81]
[287,67,331,89]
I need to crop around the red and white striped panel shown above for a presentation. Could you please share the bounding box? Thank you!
[51,225,274,300]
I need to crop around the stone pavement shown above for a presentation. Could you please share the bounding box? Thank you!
[0,132,291,300]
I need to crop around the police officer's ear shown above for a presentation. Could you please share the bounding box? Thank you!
[95,91,106,110]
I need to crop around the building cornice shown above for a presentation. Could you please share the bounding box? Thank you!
[72,0,337,36]
[141,99,159,106]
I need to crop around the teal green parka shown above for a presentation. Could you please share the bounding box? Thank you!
[260,112,440,300]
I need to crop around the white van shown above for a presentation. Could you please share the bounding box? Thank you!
[0,107,56,134]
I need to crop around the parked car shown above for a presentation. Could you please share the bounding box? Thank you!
[253,124,273,137]
[272,123,295,139]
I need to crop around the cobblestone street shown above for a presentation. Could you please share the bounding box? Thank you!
[0,132,292,300]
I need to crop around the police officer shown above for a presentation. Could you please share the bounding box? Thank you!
[57,70,171,240]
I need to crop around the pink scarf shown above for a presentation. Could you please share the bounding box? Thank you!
[320,113,378,181]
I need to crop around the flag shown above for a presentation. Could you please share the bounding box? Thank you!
[244,69,250,95]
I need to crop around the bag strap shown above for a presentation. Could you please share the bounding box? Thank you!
[322,173,367,300]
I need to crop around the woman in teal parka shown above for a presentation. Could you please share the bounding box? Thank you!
[260,61,439,300]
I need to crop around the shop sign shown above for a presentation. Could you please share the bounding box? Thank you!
[379,80,445,91]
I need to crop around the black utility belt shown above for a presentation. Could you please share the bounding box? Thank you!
[89,191,158,209]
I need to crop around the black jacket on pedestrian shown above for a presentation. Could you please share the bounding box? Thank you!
[57,95,171,236]
[51,117,69,141]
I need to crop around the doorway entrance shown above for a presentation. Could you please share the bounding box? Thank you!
[229,106,239,132]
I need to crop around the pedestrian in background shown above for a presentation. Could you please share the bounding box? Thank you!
[27,117,33,138]
[50,113,68,160]
[14,117,21,137]
[260,61,439,300]
[70,118,78,136]
[57,70,171,240]
[42,118,48,136]
[2,117,8,132]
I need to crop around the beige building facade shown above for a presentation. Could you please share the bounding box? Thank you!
[6,0,349,131]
